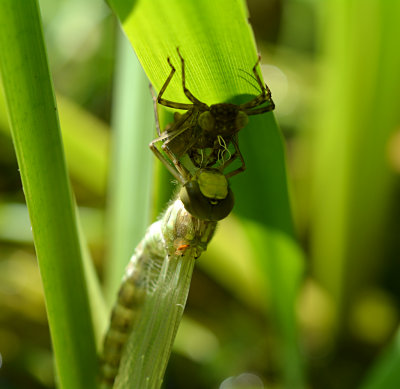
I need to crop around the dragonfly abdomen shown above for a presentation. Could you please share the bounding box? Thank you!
[100,253,147,388]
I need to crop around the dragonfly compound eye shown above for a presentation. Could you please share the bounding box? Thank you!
[198,111,215,131]
[180,170,234,221]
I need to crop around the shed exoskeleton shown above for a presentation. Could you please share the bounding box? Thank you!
[150,48,275,221]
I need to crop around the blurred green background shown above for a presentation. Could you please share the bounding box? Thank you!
[1,0,399,388]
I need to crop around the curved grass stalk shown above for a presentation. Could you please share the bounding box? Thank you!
[100,199,217,388]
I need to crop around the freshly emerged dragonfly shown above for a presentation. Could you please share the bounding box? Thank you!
[150,49,275,220]
[100,50,275,388]
[100,199,217,389]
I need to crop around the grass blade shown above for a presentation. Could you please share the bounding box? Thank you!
[103,28,154,306]
[0,1,97,387]
[0,92,111,198]
[359,327,400,389]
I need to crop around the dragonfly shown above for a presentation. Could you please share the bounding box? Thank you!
[100,51,275,388]
[99,199,217,389]
[149,48,275,220]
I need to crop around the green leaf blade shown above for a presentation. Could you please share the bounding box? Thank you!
[0,1,98,388]
[108,1,305,388]
[110,0,260,103]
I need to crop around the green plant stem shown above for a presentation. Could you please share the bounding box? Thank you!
[0,1,97,388]
[104,29,154,307]
[0,92,110,197]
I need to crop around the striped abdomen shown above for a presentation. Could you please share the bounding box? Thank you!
[99,249,147,388]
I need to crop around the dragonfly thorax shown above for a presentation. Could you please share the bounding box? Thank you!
[198,104,249,137]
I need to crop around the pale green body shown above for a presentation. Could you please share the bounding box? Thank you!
[100,199,217,388]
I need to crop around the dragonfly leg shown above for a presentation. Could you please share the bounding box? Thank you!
[242,101,275,115]
[149,115,195,183]
[161,111,199,158]
[162,146,192,182]
[238,55,275,114]
[177,48,208,108]
[160,126,200,183]
[157,56,193,110]
[225,136,246,178]
[150,83,162,136]
[149,138,187,183]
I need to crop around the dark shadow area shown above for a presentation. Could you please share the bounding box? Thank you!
[106,0,138,22]
[229,93,294,236]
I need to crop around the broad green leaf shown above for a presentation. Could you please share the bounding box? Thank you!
[107,0,305,387]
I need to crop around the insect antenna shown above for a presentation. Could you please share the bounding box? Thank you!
[238,69,261,93]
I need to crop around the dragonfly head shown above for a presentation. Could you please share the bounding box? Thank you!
[199,104,248,135]
[180,169,234,221]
